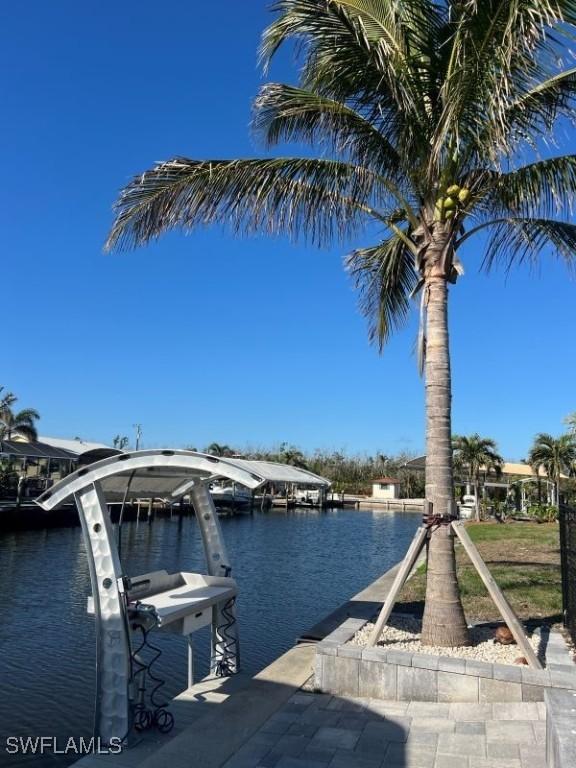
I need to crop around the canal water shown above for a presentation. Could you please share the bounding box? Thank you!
[0,508,420,767]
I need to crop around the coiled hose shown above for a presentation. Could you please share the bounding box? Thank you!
[212,596,239,677]
[130,606,175,734]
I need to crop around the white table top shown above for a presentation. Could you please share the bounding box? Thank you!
[132,582,237,626]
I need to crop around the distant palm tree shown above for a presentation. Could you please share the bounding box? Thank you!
[0,403,40,441]
[206,443,234,457]
[278,445,308,469]
[453,435,503,522]
[564,413,576,435]
[0,387,17,413]
[528,433,576,509]
[113,435,129,450]
[106,2,576,647]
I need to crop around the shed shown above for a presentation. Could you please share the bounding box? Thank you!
[372,477,401,500]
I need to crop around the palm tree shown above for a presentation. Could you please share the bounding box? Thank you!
[0,387,17,413]
[278,444,308,469]
[564,413,576,435]
[453,434,503,522]
[105,2,576,646]
[528,433,576,509]
[0,403,40,441]
[113,434,129,450]
[205,442,235,457]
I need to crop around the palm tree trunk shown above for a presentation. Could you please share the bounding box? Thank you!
[474,478,480,522]
[554,479,560,510]
[420,274,470,647]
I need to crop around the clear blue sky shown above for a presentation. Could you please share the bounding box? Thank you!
[2,1,574,460]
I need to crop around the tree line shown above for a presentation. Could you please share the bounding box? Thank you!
[194,425,576,511]
[184,442,425,498]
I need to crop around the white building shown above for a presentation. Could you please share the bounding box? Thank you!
[372,477,401,500]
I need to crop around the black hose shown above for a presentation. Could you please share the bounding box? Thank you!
[127,609,174,735]
[117,470,136,558]
[213,597,239,677]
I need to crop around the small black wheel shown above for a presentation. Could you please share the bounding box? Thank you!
[134,707,153,731]
[154,709,174,733]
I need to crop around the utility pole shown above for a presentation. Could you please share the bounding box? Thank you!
[133,424,142,451]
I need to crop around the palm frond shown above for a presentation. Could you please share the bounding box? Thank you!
[260,0,443,76]
[499,67,576,146]
[477,217,576,270]
[431,1,576,169]
[482,155,576,218]
[528,432,576,480]
[347,233,418,351]
[13,408,40,424]
[10,424,38,442]
[105,157,389,252]
[253,83,403,178]
[260,0,444,158]
[452,433,504,476]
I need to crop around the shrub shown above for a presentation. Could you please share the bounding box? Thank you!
[527,504,558,523]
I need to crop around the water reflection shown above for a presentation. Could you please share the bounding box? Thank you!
[0,509,420,767]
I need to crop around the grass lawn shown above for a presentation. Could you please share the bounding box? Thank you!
[397,522,562,623]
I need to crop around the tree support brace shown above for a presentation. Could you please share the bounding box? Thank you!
[368,503,542,669]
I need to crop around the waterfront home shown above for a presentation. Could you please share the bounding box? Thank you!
[404,455,569,509]
[0,435,113,498]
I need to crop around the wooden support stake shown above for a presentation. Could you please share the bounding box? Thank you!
[451,521,542,669]
[368,526,429,647]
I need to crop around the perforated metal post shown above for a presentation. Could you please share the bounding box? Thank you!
[189,480,231,576]
[190,481,240,675]
[75,482,131,745]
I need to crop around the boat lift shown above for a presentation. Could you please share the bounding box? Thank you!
[35,449,269,746]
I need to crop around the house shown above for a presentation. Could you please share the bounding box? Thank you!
[0,436,115,500]
[403,456,568,510]
[372,477,401,500]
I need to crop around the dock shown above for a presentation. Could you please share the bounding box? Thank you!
[74,646,316,768]
[73,557,418,768]
[357,498,424,512]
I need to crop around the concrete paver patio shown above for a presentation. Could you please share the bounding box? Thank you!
[223,693,547,768]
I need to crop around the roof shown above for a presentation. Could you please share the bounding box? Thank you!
[373,477,401,484]
[39,436,112,455]
[222,458,331,488]
[36,450,331,509]
[404,456,426,470]
[77,448,123,465]
[0,439,78,461]
[404,455,566,480]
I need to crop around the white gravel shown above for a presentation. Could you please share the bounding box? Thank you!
[350,614,541,665]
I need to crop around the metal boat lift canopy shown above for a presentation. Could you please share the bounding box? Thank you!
[38,449,330,508]
[35,450,330,746]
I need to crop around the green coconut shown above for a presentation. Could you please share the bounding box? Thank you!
[443,196,456,210]
[444,209,455,220]
[458,188,471,205]
[446,184,460,196]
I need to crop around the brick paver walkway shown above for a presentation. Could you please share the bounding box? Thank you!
[223,693,547,768]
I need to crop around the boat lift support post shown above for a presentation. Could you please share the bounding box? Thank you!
[36,450,267,746]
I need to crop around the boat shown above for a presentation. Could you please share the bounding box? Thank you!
[459,494,476,519]
[293,488,321,507]
[209,481,253,511]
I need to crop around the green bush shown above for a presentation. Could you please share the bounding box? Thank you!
[527,504,558,523]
